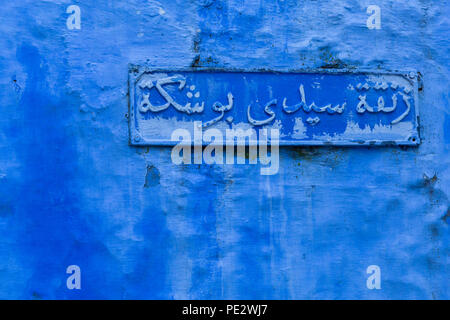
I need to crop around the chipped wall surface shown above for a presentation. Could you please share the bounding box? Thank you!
[0,0,448,299]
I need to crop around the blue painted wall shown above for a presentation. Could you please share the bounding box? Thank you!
[0,0,448,299]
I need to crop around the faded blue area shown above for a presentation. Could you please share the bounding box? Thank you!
[0,0,448,299]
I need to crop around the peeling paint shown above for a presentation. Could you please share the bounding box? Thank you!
[0,0,448,300]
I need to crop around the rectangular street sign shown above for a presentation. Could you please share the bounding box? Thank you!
[129,67,420,146]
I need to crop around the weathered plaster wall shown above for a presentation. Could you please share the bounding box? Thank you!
[0,0,448,299]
